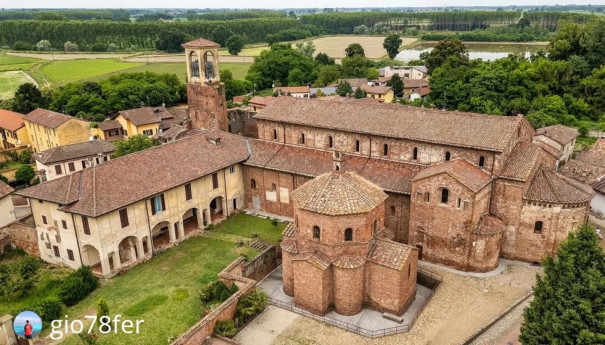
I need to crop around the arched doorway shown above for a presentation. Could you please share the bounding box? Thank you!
[209,196,224,222]
[151,221,171,250]
[118,236,139,265]
[182,208,198,236]
[416,244,423,260]
[81,244,102,275]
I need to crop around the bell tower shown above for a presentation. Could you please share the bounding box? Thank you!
[182,38,228,132]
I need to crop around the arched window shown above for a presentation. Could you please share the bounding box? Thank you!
[355,140,360,152]
[373,220,379,233]
[327,136,333,148]
[383,143,389,156]
[407,265,411,278]
[335,164,340,171]
[313,226,321,239]
[300,133,306,144]
[390,205,396,216]
[250,179,257,190]
[425,192,430,203]
[271,183,276,191]
[479,156,485,168]
[295,215,299,227]
[445,152,451,161]
[413,147,418,160]
[440,188,449,204]
[273,129,278,140]
[534,221,543,234]
[344,228,353,241]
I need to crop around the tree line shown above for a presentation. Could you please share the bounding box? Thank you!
[0,9,130,21]
[421,24,551,42]
[186,10,286,21]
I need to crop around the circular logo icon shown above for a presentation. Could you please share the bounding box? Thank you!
[13,311,42,339]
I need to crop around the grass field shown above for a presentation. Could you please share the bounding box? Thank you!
[42,59,143,85]
[0,71,37,99]
[206,212,286,244]
[219,45,269,57]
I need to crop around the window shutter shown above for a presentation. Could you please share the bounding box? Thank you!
[160,194,166,211]
[82,216,90,235]
[120,209,129,228]
[150,197,157,215]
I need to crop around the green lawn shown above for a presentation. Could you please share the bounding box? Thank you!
[0,71,37,99]
[0,54,40,66]
[576,136,598,151]
[42,59,143,85]
[209,212,286,244]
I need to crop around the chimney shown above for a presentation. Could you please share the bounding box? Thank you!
[333,151,345,173]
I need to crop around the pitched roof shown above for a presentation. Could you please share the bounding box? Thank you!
[255,97,524,152]
[18,131,250,217]
[577,139,605,168]
[534,125,579,145]
[292,252,331,270]
[499,142,556,181]
[534,140,563,158]
[292,171,388,216]
[560,159,605,185]
[0,180,14,199]
[336,78,368,88]
[181,38,220,48]
[418,87,431,96]
[403,79,429,89]
[96,120,122,131]
[24,108,75,128]
[280,237,298,254]
[525,166,594,204]
[33,140,115,165]
[332,256,365,269]
[366,238,412,271]
[248,96,276,107]
[591,178,605,194]
[359,84,392,94]
[118,107,170,126]
[0,109,25,131]
[412,159,492,193]
[245,139,422,194]
[273,86,310,94]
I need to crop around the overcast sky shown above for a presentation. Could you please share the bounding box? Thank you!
[4,1,605,9]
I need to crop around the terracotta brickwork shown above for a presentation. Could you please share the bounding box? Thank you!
[187,82,228,132]
[0,222,39,256]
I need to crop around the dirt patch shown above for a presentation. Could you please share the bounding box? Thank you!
[310,36,418,59]
[272,263,539,345]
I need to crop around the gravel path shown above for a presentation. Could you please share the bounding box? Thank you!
[468,297,532,345]
[272,263,540,345]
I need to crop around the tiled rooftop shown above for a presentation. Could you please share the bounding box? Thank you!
[33,140,115,164]
[181,38,220,48]
[534,125,579,145]
[560,160,605,185]
[525,166,594,204]
[24,108,76,129]
[0,180,14,199]
[366,238,412,271]
[255,97,524,152]
[118,106,171,126]
[412,159,492,193]
[0,109,25,131]
[500,142,555,181]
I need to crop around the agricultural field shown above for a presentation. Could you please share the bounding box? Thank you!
[309,35,417,59]
[42,59,143,85]
[0,71,37,99]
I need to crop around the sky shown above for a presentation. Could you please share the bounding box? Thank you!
[3,0,605,9]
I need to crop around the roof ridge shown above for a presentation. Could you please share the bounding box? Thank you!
[92,166,97,216]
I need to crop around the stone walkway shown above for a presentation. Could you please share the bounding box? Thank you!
[244,209,293,222]
[233,306,300,345]
[419,259,534,278]
[258,265,433,333]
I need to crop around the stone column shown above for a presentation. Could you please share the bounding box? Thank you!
[205,208,212,225]
[128,238,137,261]
[213,50,220,81]
[178,221,185,239]
[169,223,176,243]
[196,209,205,229]
[0,314,17,345]
[112,252,122,271]
[146,237,152,256]
[185,49,192,82]
[136,238,144,260]
[199,50,205,80]
[100,251,111,277]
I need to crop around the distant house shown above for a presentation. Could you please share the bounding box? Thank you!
[24,109,91,153]
[533,125,579,164]
[33,140,116,182]
[112,107,188,139]
[248,96,276,111]
[310,87,337,97]
[333,78,369,89]
[0,109,29,150]
[410,87,431,101]
[382,66,428,80]
[273,86,311,98]
[359,85,394,103]
[403,79,429,100]
[0,181,15,227]
[94,121,124,141]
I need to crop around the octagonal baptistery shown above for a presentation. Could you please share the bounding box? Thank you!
[281,154,418,316]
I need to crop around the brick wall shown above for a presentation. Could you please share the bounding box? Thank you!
[0,222,39,256]
[293,259,332,315]
[227,109,258,138]
[187,82,228,132]
[333,265,364,315]
[243,245,279,281]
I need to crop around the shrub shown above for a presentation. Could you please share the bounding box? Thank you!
[213,320,237,337]
[33,298,62,321]
[200,280,238,303]
[36,40,52,51]
[14,256,40,296]
[12,41,31,51]
[235,289,268,325]
[59,266,99,306]
[96,298,109,320]
[107,43,118,51]
[15,165,34,185]
[64,41,79,52]
[90,43,108,52]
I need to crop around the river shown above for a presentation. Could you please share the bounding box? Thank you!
[396,42,548,62]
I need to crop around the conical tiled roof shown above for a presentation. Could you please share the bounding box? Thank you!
[291,171,388,216]
[181,38,220,48]
[525,166,594,204]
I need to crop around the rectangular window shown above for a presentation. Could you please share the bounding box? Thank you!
[119,208,129,228]
[150,195,165,215]
[53,246,60,257]
[229,165,235,174]
[82,216,90,235]
[185,183,192,201]
[55,165,62,175]
[143,129,153,136]
[68,162,76,172]
[62,220,67,229]
[82,160,87,169]
[212,173,219,189]
[42,215,47,224]
[425,193,430,203]
[67,249,74,261]
[457,198,462,209]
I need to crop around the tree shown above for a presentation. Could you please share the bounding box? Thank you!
[288,11,297,19]
[12,83,47,114]
[97,298,109,322]
[295,41,315,58]
[354,87,366,99]
[341,55,369,78]
[315,52,335,65]
[288,68,306,86]
[155,30,187,53]
[113,135,154,158]
[335,81,353,96]
[345,43,365,58]
[225,34,244,55]
[245,44,317,89]
[14,256,39,296]
[353,25,369,34]
[36,40,52,51]
[424,38,469,74]
[15,165,34,186]
[520,225,605,344]
[221,69,253,100]
[211,25,234,46]
[64,41,79,52]
[383,34,403,59]
[517,17,531,28]
[315,65,341,87]
[387,74,404,97]
[405,27,419,36]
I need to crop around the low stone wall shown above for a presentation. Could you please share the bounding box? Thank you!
[0,221,39,256]
[243,245,280,281]
[0,233,11,255]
